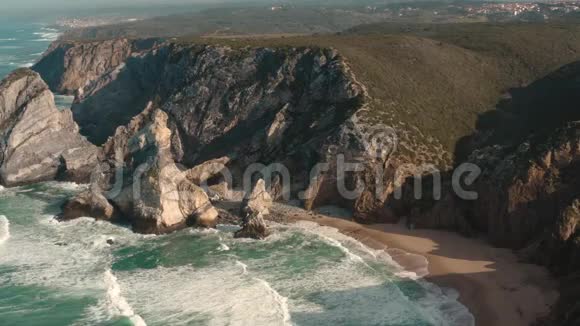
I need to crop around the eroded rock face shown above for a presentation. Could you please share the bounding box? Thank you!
[241,179,273,217]
[33,38,162,95]
[62,103,219,233]
[0,69,98,187]
[185,156,230,185]
[234,213,270,240]
[61,187,117,221]
[235,179,273,240]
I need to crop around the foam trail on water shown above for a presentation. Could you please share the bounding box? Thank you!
[255,278,292,325]
[236,260,248,274]
[0,216,10,245]
[104,270,147,326]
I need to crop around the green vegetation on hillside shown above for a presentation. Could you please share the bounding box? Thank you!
[175,22,580,165]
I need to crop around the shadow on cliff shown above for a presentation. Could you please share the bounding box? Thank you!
[454,60,580,163]
[70,48,179,145]
[376,60,580,324]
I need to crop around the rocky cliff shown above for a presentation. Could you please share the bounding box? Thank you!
[33,40,368,195]
[27,32,580,324]
[32,38,163,95]
[0,69,98,187]
[395,61,580,326]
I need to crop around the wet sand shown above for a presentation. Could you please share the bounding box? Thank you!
[277,204,558,326]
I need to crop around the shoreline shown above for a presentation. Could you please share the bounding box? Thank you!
[276,204,558,326]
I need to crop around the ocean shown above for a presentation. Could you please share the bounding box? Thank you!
[0,15,75,110]
[0,11,474,326]
[0,15,59,78]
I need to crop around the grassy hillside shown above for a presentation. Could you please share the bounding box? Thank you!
[176,22,580,165]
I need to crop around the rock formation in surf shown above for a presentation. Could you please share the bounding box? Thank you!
[235,179,272,239]
[0,68,98,187]
[61,186,118,221]
[241,179,273,217]
[64,103,219,233]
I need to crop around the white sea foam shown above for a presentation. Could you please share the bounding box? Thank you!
[0,38,16,41]
[46,181,87,191]
[0,216,10,245]
[113,264,296,326]
[0,184,473,326]
[236,260,248,274]
[19,62,34,68]
[104,270,147,326]
[255,278,292,325]
[268,220,475,326]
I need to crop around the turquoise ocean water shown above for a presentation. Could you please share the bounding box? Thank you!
[0,183,474,326]
[0,11,474,326]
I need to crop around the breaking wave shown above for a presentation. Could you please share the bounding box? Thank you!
[0,215,9,245]
[0,183,474,326]
[104,269,147,326]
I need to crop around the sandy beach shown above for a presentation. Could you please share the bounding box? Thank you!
[275,204,558,326]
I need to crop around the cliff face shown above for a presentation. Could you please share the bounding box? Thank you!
[392,61,580,325]
[34,41,368,196]
[32,38,163,95]
[0,69,98,187]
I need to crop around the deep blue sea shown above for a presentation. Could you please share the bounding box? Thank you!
[0,9,475,326]
[0,16,59,79]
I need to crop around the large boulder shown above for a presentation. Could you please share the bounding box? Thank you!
[234,213,270,240]
[0,69,98,187]
[61,188,117,221]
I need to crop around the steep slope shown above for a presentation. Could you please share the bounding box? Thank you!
[33,23,580,223]
[32,38,163,95]
[393,60,580,326]
[0,69,98,187]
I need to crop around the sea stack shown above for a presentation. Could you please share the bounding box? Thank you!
[235,179,272,239]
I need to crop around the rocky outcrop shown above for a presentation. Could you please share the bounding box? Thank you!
[234,213,271,240]
[234,179,272,239]
[0,69,98,187]
[241,179,273,217]
[61,187,117,221]
[62,103,219,233]
[34,41,367,204]
[33,38,162,95]
[185,156,230,185]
